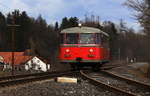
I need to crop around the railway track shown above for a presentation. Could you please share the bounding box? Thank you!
[101,70,150,88]
[101,63,128,70]
[80,70,150,96]
[1,69,149,96]
[0,70,79,88]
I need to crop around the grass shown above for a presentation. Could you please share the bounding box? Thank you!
[137,64,149,74]
[128,64,150,81]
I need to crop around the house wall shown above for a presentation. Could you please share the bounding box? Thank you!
[25,57,50,72]
[0,62,11,71]
[0,56,4,62]
[3,64,12,70]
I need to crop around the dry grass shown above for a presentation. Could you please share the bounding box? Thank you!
[127,64,150,81]
[137,64,149,74]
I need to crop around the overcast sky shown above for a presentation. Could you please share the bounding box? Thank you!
[0,0,140,30]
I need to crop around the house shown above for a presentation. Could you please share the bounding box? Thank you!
[0,52,32,70]
[24,56,50,72]
[0,52,50,72]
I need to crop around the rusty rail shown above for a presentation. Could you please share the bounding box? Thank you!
[101,70,150,88]
[0,70,79,87]
[80,70,137,96]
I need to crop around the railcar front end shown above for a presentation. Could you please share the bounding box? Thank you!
[60,27,109,69]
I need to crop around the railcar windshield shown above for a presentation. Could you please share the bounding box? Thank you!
[80,33,94,44]
[66,33,78,44]
[80,33,101,44]
[64,33,101,44]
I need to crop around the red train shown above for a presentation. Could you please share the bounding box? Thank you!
[60,25,109,70]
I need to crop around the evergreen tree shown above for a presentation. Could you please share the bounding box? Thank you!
[68,17,78,27]
[0,12,7,51]
[20,11,31,50]
[54,22,59,31]
[5,13,13,51]
[103,21,118,60]
[60,17,69,29]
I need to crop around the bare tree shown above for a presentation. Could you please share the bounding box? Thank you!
[125,0,150,30]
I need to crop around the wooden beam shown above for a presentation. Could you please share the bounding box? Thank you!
[57,77,78,83]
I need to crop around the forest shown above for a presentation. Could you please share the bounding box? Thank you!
[125,0,150,76]
[0,7,149,64]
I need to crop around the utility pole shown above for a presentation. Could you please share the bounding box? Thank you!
[7,14,20,75]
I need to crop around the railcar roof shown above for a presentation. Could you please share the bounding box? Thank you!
[61,27,109,36]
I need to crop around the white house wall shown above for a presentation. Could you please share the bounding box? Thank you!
[25,57,50,72]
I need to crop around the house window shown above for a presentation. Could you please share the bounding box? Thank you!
[0,62,4,65]
[37,60,40,63]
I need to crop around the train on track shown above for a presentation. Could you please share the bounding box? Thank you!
[60,24,110,70]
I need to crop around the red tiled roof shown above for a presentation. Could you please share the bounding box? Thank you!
[0,52,32,65]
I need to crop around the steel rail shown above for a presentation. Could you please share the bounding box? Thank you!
[0,72,51,81]
[0,70,74,81]
[80,70,137,96]
[101,70,150,88]
[101,64,128,70]
[0,70,79,87]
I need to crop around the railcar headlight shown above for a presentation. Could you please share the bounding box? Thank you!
[89,49,94,52]
[65,49,70,53]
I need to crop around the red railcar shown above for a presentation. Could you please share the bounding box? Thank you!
[60,26,109,69]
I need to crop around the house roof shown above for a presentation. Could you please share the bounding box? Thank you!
[36,56,50,64]
[0,52,32,65]
[25,56,49,64]
[24,49,34,56]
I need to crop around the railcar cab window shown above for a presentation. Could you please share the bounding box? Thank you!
[63,33,101,44]
[80,33,101,44]
[66,33,78,44]
[80,33,94,44]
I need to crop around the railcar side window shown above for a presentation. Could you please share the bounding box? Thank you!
[60,34,64,44]
[80,33,95,44]
[95,33,101,44]
[66,33,78,44]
